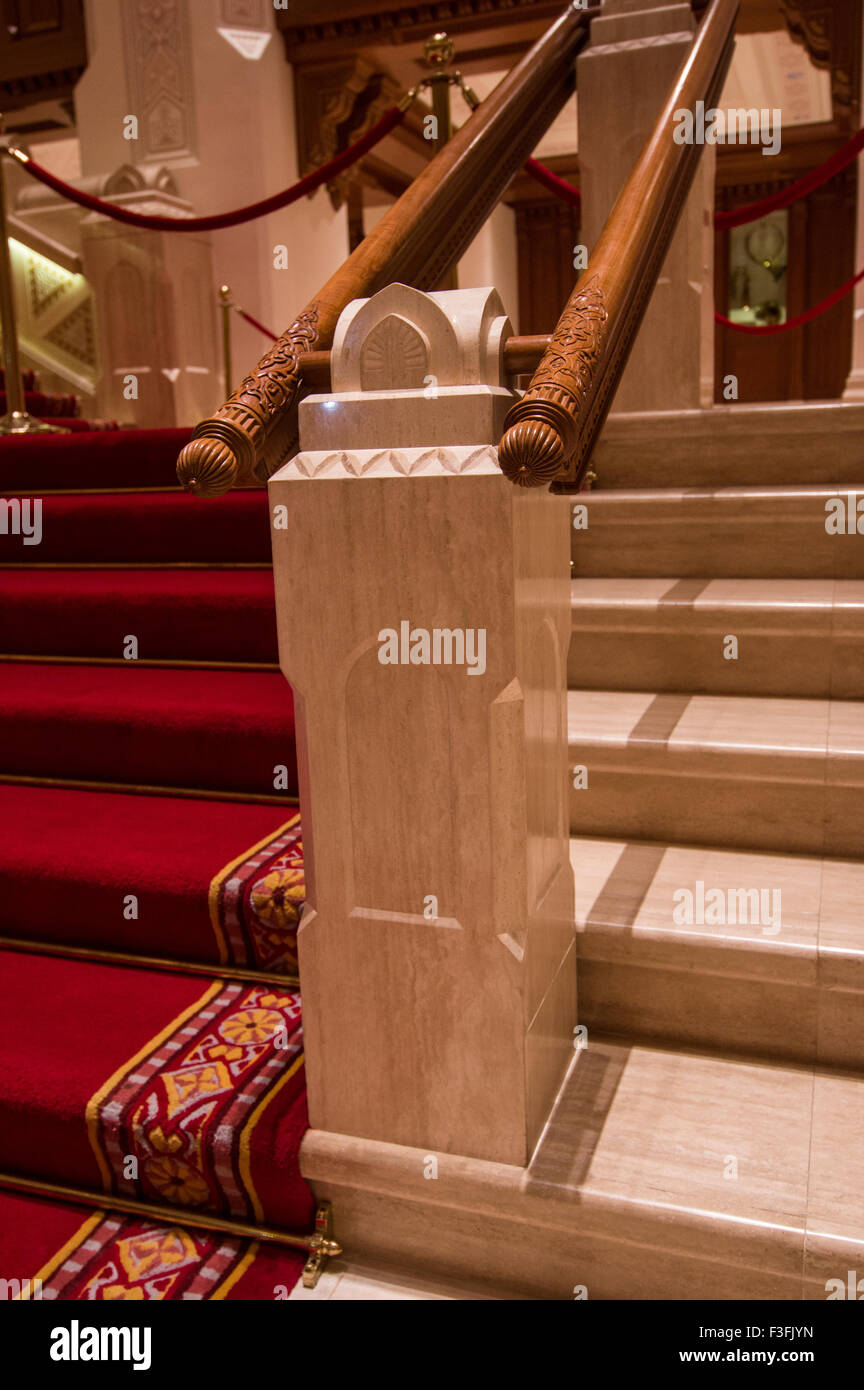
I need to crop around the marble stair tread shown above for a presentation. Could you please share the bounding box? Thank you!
[571,485,864,578]
[531,1037,864,1294]
[567,689,864,855]
[591,401,864,490]
[570,835,864,1066]
[569,578,864,697]
[302,1039,864,1297]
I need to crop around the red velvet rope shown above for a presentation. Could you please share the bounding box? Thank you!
[715,265,864,334]
[7,105,405,233]
[519,125,864,233]
[524,157,581,207]
[236,307,277,341]
[715,125,864,230]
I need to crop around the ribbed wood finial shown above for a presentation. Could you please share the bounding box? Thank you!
[176,436,239,497]
[498,417,566,487]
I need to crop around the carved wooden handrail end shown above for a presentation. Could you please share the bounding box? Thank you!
[498,410,571,488]
[176,433,242,498]
[498,273,607,488]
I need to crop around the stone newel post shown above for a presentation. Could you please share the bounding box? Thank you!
[269,284,575,1166]
[578,0,716,413]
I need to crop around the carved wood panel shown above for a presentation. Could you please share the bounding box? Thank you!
[122,0,197,162]
[514,197,581,337]
[277,1,562,55]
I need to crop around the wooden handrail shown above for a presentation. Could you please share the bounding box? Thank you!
[296,336,553,393]
[177,3,597,497]
[498,0,738,489]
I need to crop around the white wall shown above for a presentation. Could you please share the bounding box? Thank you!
[75,0,348,395]
[459,203,520,334]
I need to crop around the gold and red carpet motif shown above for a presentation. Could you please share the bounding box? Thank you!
[7,1195,306,1301]
[210,814,305,974]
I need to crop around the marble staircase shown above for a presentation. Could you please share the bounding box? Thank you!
[304,451,864,1300]
[556,466,864,1297]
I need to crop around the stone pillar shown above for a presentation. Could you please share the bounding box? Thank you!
[68,0,347,420]
[13,165,219,426]
[578,0,716,412]
[269,284,575,1167]
[77,177,218,428]
[844,26,864,399]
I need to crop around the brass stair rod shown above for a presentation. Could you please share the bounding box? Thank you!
[0,934,300,989]
[0,118,65,436]
[0,1172,342,1260]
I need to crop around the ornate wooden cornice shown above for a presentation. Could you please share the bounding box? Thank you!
[277,1,563,56]
[0,0,87,120]
[780,0,862,130]
[294,56,403,211]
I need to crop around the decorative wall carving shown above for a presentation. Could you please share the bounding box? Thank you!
[44,299,96,369]
[9,236,97,389]
[27,256,73,318]
[220,0,265,24]
[123,0,197,162]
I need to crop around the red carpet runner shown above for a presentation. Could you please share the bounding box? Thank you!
[0,1190,306,1300]
[0,428,310,1300]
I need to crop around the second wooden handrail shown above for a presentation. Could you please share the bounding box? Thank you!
[498,0,739,489]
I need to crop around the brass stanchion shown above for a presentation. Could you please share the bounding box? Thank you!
[219,283,233,399]
[0,116,66,436]
[420,34,480,293]
[424,34,458,291]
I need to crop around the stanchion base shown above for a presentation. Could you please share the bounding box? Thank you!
[0,410,69,436]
